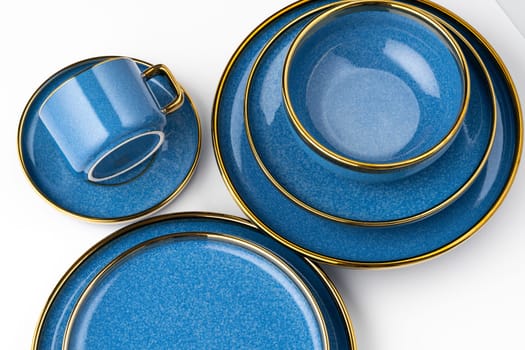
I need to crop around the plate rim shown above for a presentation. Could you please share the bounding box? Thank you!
[31,212,357,349]
[242,2,497,226]
[62,232,331,349]
[17,56,202,223]
[212,0,523,267]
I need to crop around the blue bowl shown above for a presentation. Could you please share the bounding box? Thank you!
[283,0,470,174]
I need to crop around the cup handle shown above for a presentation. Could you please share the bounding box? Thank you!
[142,64,185,114]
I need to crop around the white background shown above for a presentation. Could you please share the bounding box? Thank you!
[1,0,524,349]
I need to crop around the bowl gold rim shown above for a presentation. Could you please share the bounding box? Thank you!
[282,0,471,171]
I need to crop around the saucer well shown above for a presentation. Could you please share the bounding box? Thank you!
[18,57,201,222]
[213,0,522,266]
[32,213,355,349]
[244,4,495,226]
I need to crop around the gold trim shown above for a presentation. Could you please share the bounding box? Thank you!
[142,63,185,114]
[305,259,358,349]
[17,56,202,223]
[244,2,496,227]
[282,0,471,171]
[62,232,330,350]
[31,212,355,350]
[211,0,522,267]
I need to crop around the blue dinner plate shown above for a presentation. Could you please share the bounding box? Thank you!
[18,57,201,222]
[32,213,355,350]
[213,0,522,266]
[245,4,495,225]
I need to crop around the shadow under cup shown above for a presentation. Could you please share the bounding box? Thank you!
[38,57,181,183]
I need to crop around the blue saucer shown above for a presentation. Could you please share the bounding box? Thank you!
[213,0,522,266]
[245,6,495,225]
[18,57,201,222]
[32,213,355,350]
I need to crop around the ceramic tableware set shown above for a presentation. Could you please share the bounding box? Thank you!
[18,0,522,349]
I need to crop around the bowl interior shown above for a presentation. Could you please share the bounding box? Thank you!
[285,3,467,166]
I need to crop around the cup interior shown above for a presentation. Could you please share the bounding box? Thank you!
[283,2,469,170]
[88,130,164,182]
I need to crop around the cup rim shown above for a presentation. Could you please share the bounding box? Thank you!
[282,0,471,171]
[87,130,165,183]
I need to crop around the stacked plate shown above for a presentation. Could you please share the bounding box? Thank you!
[213,0,523,267]
[32,213,357,349]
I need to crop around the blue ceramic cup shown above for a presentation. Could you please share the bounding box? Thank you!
[39,57,184,182]
[283,0,470,177]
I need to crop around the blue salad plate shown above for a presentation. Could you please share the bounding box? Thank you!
[213,0,522,267]
[18,57,201,222]
[32,213,356,349]
[244,2,496,226]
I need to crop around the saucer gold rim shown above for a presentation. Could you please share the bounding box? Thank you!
[243,3,496,227]
[282,0,471,172]
[17,56,202,224]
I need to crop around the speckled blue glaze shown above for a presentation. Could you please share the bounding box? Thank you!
[67,236,323,349]
[19,58,200,221]
[34,214,352,349]
[246,5,494,223]
[214,0,520,264]
[286,4,465,166]
[39,58,167,180]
